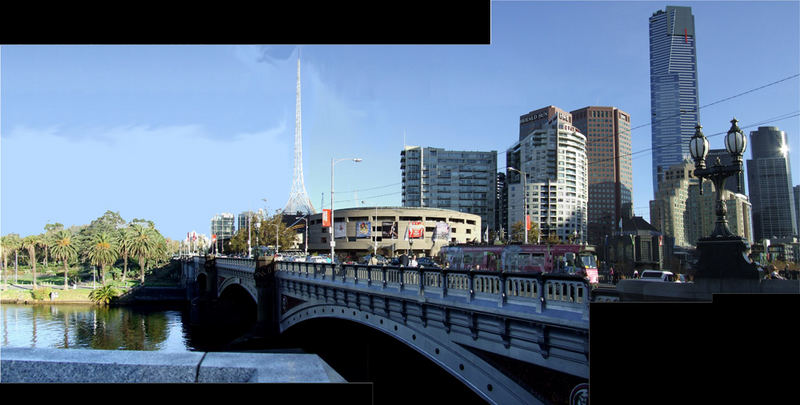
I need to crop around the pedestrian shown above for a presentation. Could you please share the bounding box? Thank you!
[609,267,615,284]
[410,255,418,267]
[633,270,639,279]
[400,253,409,267]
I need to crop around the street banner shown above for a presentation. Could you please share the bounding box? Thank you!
[212,234,217,242]
[334,222,346,239]
[382,221,397,239]
[322,209,331,227]
[434,222,450,241]
[357,221,371,238]
[526,215,531,231]
[407,221,424,239]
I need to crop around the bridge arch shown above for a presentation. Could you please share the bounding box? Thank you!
[279,301,547,405]
[219,277,258,303]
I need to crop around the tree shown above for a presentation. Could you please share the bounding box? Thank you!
[116,227,134,284]
[2,234,22,284]
[1,234,21,285]
[21,235,40,288]
[50,230,78,290]
[129,224,155,284]
[86,232,118,285]
[43,222,64,267]
[510,220,540,244]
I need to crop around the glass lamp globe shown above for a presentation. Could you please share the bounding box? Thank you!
[725,118,746,163]
[689,123,709,169]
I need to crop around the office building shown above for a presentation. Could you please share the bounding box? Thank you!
[650,160,698,247]
[237,211,257,234]
[401,146,497,232]
[795,185,800,236]
[210,213,235,242]
[571,106,633,245]
[508,106,588,243]
[746,126,797,241]
[495,172,508,241]
[649,6,700,194]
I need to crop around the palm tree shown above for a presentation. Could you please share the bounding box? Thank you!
[21,235,40,288]
[86,232,118,286]
[4,234,22,283]
[50,230,78,290]
[129,224,155,285]
[1,235,16,285]
[116,227,134,285]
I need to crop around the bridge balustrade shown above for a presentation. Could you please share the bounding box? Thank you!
[273,261,590,316]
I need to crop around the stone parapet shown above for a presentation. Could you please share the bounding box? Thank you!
[1,347,345,383]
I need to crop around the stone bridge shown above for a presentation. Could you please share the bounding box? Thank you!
[181,256,591,404]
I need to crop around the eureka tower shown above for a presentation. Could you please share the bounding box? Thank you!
[649,6,700,194]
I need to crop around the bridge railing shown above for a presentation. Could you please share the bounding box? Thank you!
[275,261,590,316]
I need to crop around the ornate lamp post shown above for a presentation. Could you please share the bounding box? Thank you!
[689,119,758,279]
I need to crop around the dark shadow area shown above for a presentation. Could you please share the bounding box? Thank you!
[461,344,586,405]
[590,294,800,403]
[276,318,487,404]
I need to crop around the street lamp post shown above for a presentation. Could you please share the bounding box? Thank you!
[331,157,363,262]
[688,118,758,279]
[507,166,528,244]
[254,221,261,257]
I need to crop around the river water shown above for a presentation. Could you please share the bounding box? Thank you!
[1,303,215,352]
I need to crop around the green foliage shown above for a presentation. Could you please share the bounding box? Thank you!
[30,287,52,301]
[511,220,540,244]
[89,285,120,305]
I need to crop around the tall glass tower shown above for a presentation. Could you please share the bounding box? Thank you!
[747,126,797,241]
[649,6,700,195]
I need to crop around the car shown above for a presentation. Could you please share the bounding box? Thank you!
[416,257,440,268]
[639,270,675,282]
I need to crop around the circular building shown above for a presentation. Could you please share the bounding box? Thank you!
[306,206,482,259]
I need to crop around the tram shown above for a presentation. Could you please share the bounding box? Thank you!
[438,244,599,283]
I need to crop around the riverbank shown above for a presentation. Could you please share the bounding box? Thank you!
[0,282,184,305]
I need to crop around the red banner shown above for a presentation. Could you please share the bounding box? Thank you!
[407,221,424,239]
[322,209,331,227]
[526,215,530,231]
[212,234,217,242]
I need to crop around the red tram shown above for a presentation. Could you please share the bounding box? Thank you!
[437,244,599,283]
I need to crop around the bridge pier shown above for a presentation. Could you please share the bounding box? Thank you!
[253,257,280,340]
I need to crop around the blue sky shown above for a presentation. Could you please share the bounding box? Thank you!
[2,1,799,242]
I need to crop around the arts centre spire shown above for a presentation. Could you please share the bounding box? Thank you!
[283,52,316,215]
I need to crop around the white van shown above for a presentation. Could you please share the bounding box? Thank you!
[639,270,675,282]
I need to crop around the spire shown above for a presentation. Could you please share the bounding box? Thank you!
[283,52,316,215]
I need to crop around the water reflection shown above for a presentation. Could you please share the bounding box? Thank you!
[1,304,188,352]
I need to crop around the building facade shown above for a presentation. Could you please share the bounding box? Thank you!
[495,172,508,241]
[508,106,588,243]
[210,213,235,244]
[401,146,497,232]
[305,206,481,258]
[649,5,700,194]
[746,126,797,241]
[649,160,698,247]
[570,106,633,246]
[795,185,800,237]
[688,180,752,245]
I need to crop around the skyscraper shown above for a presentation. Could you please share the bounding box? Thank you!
[509,106,588,243]
[401,146,497,232]
[649,6,700,194]
[747,126,797,241]
[571,106,633,245]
